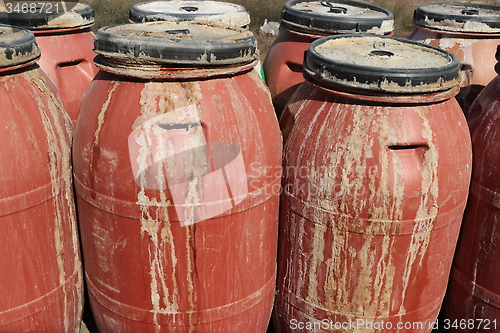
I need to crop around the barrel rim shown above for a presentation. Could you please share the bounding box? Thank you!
[413,2,500,33]
[281,0,394,35]
[304,34,461,94]
[93,21,258,67]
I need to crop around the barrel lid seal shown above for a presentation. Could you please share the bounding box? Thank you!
[304,34,460,93]
[94,21,257,66]
[414,2,500,33]
[0,24,40,68]
[281,0,394,35]
[0,2,94,30]
[130,1,251,28]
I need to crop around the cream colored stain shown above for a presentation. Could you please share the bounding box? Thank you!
[287,100,439,330]
[398,117,438,318]
[134,81,203,331]
[26,69,83,332]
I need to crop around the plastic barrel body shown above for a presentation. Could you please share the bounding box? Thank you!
[0,26,83,332]
[275,35,472,333]
[73,21,281,333]
[445,74,500,332]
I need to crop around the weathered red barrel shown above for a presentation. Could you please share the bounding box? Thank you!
[129,0,251,28]
[263,0,394,117]
[0,24,83,332]
[444,47,500,332]
[408,2,500,113]
[275,35,472,332]
[73,21,281,332]
[0,1,99,125]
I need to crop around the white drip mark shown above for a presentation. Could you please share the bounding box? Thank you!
[93,82,120,149]
[397,115,438,317]
[133,81,204,330]
[26,69,83,332]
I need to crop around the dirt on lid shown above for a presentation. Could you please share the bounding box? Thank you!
[291,1,390,19]
[132,1,250,28]
[136,1,246,15]
[421,3,500,18]
[315,36,453,69]
[0,26,27,42]
[414,3,500,33]
[107,21,252,41]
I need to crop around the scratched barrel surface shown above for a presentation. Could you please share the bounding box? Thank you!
[73,21,281,332]
[0,24,83,332]
[129,0,251,28]
[262,0,394,117]
[407,2,500,114]
[444,54,500,332]
[0,1,99,125]
[274,35,472,333]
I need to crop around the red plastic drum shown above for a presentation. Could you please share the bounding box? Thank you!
[408,2,500,113]
[444,50,500,332]
[0,1,99,125]
[275,35,472,333]
[73,21,281,332]
[0,24,83,332]
[263,0,394,117]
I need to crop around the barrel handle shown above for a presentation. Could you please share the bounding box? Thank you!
[388,144,429,151]
[180,6,199,12]
[320,1,348,14]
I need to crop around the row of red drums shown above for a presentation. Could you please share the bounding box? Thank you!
[0,1,499,332]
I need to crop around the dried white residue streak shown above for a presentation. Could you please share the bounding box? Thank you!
[366,109,402,318]
[93,82,120,149]
[294,102,416,327]
[366,20,394,35]
[136,83,177,331]
[328,105,399,319]
[135,81,203,331]
[439,38,476,82]
[26,69,83,332]
[422,18,500,33]
[398,115,438,317]
[137,190,178,331]
[290,100,328,313]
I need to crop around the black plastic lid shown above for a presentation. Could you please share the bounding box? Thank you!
[0,2,94,30]
[94,21,257,66]
[0,24,40,68]
[304,34,460,93]
[130,1,251,28]
[281,0,394,35]
[414,2,500,33]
